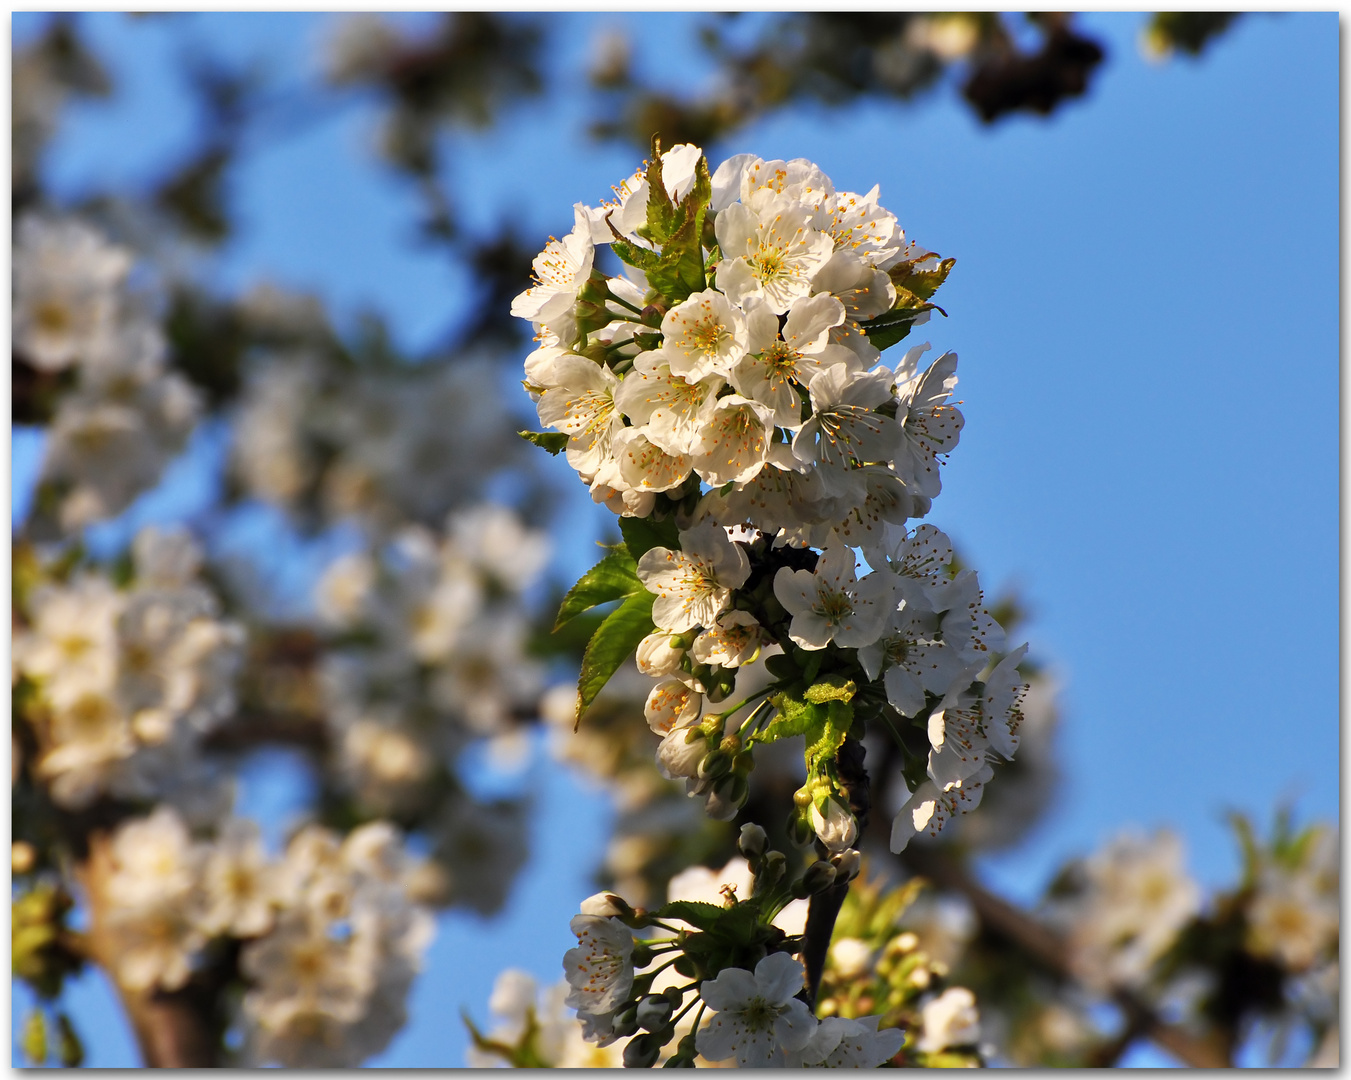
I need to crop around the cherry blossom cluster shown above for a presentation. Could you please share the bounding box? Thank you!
[233,348,524,534]
[1049,822,1340,1001]
[14,215,200,533]
[13,527,243,815]
[517,144,952,539]
[472,826,908,1067]
[515,143,1030,859]
[96,807,434,1067]
[314,505,550,814]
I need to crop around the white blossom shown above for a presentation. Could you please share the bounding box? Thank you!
[715,194,834,315]
[773,544,893,650]
[635,632,687,679]
[696,951,817,1067]
[729,294,858,428]
[563,913,635,1016]
[198,818,278,939]
[510,218,595,333]
[890,764,996,852]
[689,393,776,488]
[654,289,757,382]
[690,610,763,669]
[788,1014,904,1067]
[917,987,981,1053]
[636,520,750,633]
[892,348,964,499]
[13,215,131,372]
[1055,829,1202,990]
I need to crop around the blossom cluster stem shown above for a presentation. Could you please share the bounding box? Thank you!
[75,833,222,1067]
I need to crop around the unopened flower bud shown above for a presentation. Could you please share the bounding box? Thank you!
[830,849,861,882]
[794,859,838,898]
[580,336,610,362]
[636,994,675,1031]
[737,823,768,861]
[703,774,745,821]
[894,932,920,954]
[636,632,685,678]
[613,1003,641,1039]
[810,796,857,853]
[756,850,788,891]
[697,748,733,780]
[631,940,656,968]
[639,302,667,327]
[580,891,633,919]
[787,810,816,848]
[577,271,613,305]
[623,1031,664,1068]
[706,666,737,703]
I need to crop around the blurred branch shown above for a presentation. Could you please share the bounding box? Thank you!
[75,834,221,1068]
[898,844,1232,1068]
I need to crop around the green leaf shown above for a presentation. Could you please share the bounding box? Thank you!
[518,430,568,455]
[864,254,957,352]
[610,236,665,274]
[760,691,826,743]
[55,1014,83,1070]
[645,136,679,245]
[21,1010,46,1066]
[861,305,941,352]
[803,675,856,705]
[575,588,656,727]
[618,515,681,561]
[653,900,728,931]
[554,547,640,631]
[646,156,713,304]
[805,701,852,774]
[889,255,956,304]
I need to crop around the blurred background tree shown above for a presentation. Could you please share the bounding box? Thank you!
[10,11,1337,1068]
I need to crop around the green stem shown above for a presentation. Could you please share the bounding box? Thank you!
[669,991,703,1030]
[608,294,645,315]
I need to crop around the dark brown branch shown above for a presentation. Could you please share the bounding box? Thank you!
[801,734,871,1005]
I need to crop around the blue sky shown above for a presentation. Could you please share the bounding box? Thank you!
[12,11,1339,1068]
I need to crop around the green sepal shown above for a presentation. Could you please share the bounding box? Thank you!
[518,430,569,455]
[575,588,656,727]
[618,515,681,561]
[554,546,640,631]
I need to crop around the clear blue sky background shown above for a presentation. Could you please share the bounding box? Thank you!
[11,11,1339,1069]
